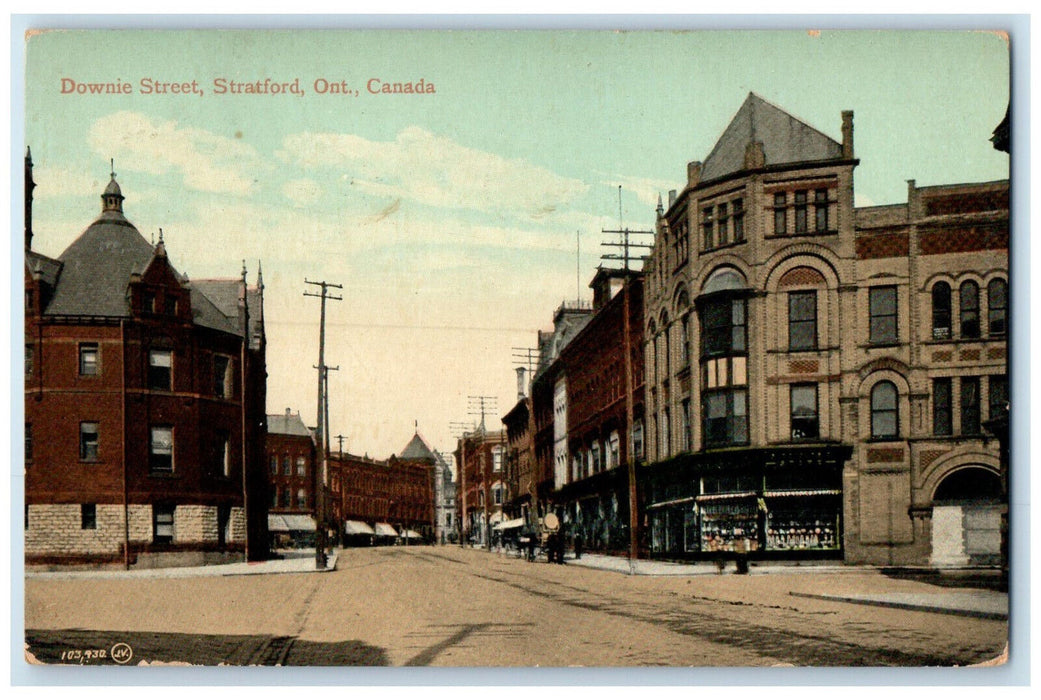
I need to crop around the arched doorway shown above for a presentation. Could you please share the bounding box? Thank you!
[931,466,1002,567]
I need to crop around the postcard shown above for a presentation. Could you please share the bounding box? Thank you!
[20,25,1013,675]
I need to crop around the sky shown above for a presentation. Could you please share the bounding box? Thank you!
[21,28,1010,462]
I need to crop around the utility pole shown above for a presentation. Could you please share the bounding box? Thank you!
[304,279,341,570]
[334,434,347,456]
[602,194,654,568]
[468,395,497,550]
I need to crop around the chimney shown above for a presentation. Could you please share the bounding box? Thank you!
[687,161,702,188]
[744,140,766,170]
[516,367,528,400]
[286,407,292,416]
[842,110,854,159]
[668,189,677,208]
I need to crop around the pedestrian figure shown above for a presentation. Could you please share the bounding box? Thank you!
[574,532,583,560]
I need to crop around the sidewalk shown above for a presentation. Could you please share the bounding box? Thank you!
[24,549,339,581]
[550,551,1008,620]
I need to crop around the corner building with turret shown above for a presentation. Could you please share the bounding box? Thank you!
[642,94,1008,566]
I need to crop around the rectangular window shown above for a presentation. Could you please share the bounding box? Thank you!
[680,399,691,451]
[632,421,644,461]
[81,504,97,530]
[773,192,787,235]
[702,206,714,250]
[869,286,898,344]
[79,343,99,376]
[703,389,748,447]
[25,345,33,378]
[150,426,174,473]
[989,375,1008,420]
[80,422,99,461]
[788,291,818,351]
[296,456,306,476]
[25,423,33,463]
[794,190,808,233]
[153,504,174,543]
[148,349,172,390]
[297,489,307,508]
[680,316,691,368]
[702,298,747,357]
[961,377,981,435]
[143,292,156,314]
[933,378,953,436]
[717,203,729,246]
[815,189,829,232]
[213,355,231,398]
[790,384,819,440]
[493,450,502,472]
[271,487,279,509]
[732,199,745,241]
[283,455,292,476]
[270,455,278,475]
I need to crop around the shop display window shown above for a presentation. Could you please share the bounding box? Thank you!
[766,507,839,550]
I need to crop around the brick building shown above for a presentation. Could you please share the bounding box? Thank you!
[24,160,269,565]
[642,93,1007,565]
[453,427,507,546]
[328,432,438,544]
[520,270,646,554]
[265,408,316,547]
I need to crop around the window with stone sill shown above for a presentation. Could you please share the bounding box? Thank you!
[80,421,99,461]
[869,286,898,345]
[933,377,953,436]
[870,381,899,439]
[931,282,952,340]
[960,281,981,339]
[988,278,1007,337]
[81,504,97,530]
[961,376,981,435]
[148,348,172,390]
[790,383,819,440]
[79,343,99,376]
[149,426,174,473]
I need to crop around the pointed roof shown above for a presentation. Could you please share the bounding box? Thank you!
[399,432,438,463]
[700,93,843,183]
[267,409,312,437]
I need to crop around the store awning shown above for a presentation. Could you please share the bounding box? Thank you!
[401,529,422,539]
[493,518,526,531]
[374,522,398,537]
[268,514,316,533]
[344,520,375,535]
[763,489,842,498]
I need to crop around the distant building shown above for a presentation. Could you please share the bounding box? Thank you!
[642,93,1007,565]
[265,408,316,548]
[328,432,438,544]
[453,427,507,546]
[24,157,268,565]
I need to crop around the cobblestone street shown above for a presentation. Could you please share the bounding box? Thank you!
[24,546,1008,668]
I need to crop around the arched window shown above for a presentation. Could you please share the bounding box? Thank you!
[870,381,899,439]
[960,281,980,339]
[988,278,1007,336]
[931,282,952,340]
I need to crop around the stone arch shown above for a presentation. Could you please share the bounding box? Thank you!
[927,462,1003,567]
[691,258,752,296]
[761,243,844,290]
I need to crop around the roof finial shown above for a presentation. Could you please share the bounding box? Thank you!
[158,227,164,244]
[110,158,115,179]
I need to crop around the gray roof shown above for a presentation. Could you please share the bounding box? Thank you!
[399,433,437,463]
[44,211,155,317]
[700,93,843,183]
[191,278,264,343]
[267,411,312,437]
[25,250,62,288]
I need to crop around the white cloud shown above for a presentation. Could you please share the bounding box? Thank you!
[278,127,589,218]
[282,178,322,206]
[88,111,264,196]
[30,165,100,199]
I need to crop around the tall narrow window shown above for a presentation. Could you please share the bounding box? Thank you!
[717,203,729,246]
[153,504,174,543]
[25,345,33,378]
[283,455,291,476]
[960,281,980,339]
[732,199,745,242]
[81,504,97,530]
[790,384,819,440]
[989,375,1008,419]
[148,349,172,390]
[794,190,808,233]
[269,455,278,475]
[296,456,306,476]
[79,343,99,376]
[988,278,1007,337]
[661,408,671,455]
[25,423,33,463]
[961,377,981,435]
[213,355,231,398]
[788,291,817,351]
[933,378,953,436]
[773,192,787,234]
[632,420,644,461]
[869,286,898,345]
[931,282,952,340]
[218,433,231,477]
[870,381,898,439]
[700,291,749,448]
[680,315,691,368]
[702,206,714,250]
[814,189,829,232]
[297,489,307,508]
[80,422,99,461]
[150,426,174,473]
